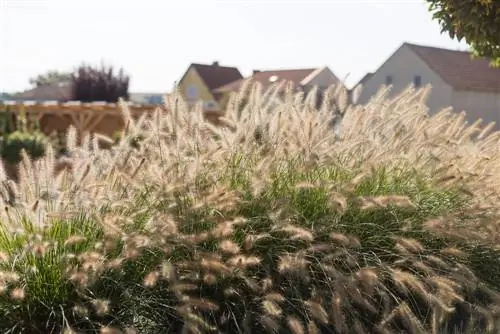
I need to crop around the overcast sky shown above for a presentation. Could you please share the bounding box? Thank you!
[1,0,468,93]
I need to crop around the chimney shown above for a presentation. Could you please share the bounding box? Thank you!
[212,61,219,67]
[252,70,261,75]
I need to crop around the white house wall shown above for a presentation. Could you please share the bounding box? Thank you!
[304,67,340,89]
[451,90,500,129]
[357,44,453,115]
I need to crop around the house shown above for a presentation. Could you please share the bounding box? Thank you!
[11,81,163,106]
[177,62,243,112]
[10,82,73,102]
[129,93,165,105]
[349,72,373,103]
[213,66,341,109]
[355,42,500,128]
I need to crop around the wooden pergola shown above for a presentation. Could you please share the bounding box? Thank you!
[0,100,161,135]
[0,99,227,143]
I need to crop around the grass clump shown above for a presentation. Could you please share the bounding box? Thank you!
[0,82,500,333]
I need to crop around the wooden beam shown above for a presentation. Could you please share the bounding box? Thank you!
[1,100,159,114]
[70,113,82,135]
[84,113,106,133]
[78,112,86,135]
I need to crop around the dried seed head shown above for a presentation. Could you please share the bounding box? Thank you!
[395,237,425,253]
[279,224,314,242]
[264,292,286,303]
[32,243,46,257]
[64,235,86,247]
[261,277,273,291]
[210,221,235,238]
[160,261,176,280]
[306,243,333,253]
[73,305,89,317]
[10,287,25,301]
[287,316,305,334]
[100,327,122,334]
[261,300,282,317]
[243,233,270,251]
[440,247,467,258]
[171,283,198,293]
[294,181,316,190]
[0,252,8,263]
[307,321,320,334]
[391,269,430,302]
[143,271,159,288]
[278,254,309,274]
[260,315,280,332]
[201,258,232,274]
[63,327,78,334]
[304,300,329,324]
[0,271,20,283]
[355,267,379,286]
[203,274,217,285]
[69,272,89,287]
[329,233,351,247]
[107,258,124,270]
[227,255,261,269]
[219,239,241,254]
[92,299,111,316]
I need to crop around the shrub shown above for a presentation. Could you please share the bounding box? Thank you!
[71,63,130,102]
[0,82,500,333]
[0,107,16,136]
[0,130,47,164]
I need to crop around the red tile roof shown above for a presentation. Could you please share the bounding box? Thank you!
[406,43,500,93]
[12,82,73,101]
[189,62,243,92]
[213,68,317,93]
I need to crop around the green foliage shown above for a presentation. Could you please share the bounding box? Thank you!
[0,107,16,136]
[0,161,498,333]
[0,214,103,333]
[1,131,47,164]
[0,109,48,165]
[0,85,500,333]
[426,0,500,66]
[71,63,130,102]
[29,70,72,87]
[113,130,144,149]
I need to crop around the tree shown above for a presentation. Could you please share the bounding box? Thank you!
[70,63,130,102]
[29,70,72,87]
[425,0,500,66]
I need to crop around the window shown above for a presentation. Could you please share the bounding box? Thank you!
[203,101,218,110]
[187,85,198,99]
[385,75,393,86]
[413,75,422,87]
[146,95,163,104]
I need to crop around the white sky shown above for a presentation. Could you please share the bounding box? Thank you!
[0,0,468,93]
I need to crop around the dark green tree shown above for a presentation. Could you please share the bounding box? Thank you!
[425,0,500,66]
[70,63,130,103]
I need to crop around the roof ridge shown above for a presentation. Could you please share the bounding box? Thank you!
[254,67,317,73]
[404,42,471,54]
[191,62,239,69]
